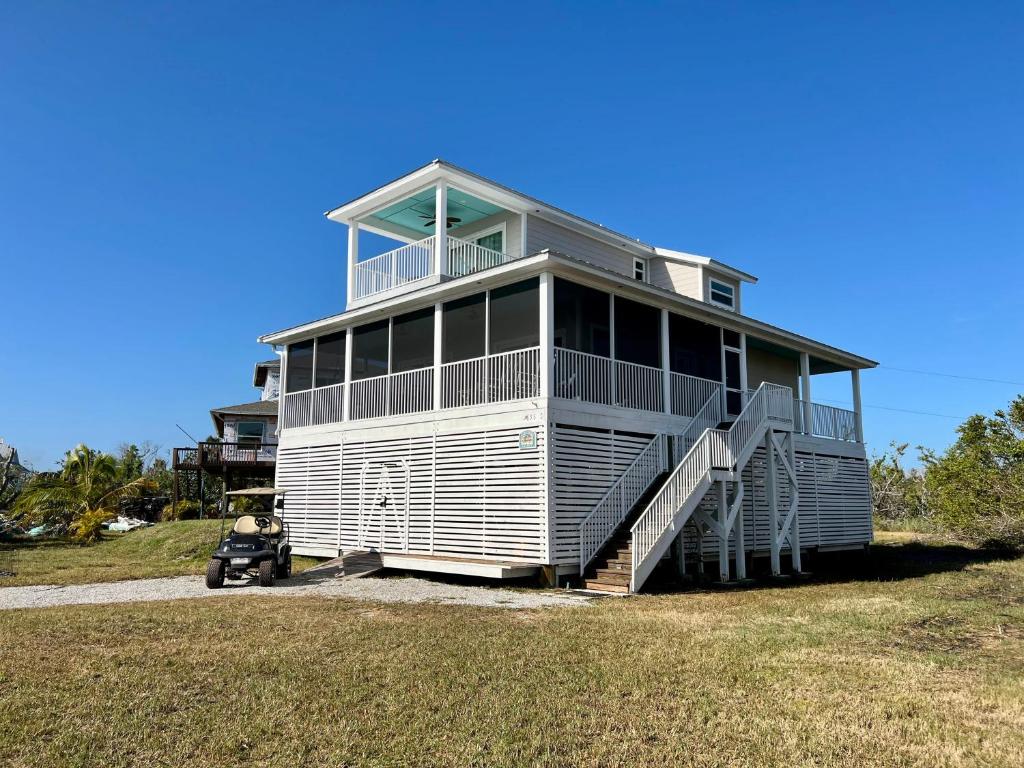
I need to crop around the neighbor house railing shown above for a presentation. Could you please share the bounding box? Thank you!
[352,235,517,301]
[173,442,278,469]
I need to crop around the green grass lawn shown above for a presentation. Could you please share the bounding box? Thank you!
[0,531,1022,767]
[0,520,319,587]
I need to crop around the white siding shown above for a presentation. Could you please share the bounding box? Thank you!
[551,425,653,566]
[526,215,637,277]
[277,425,548,562]
[648,258,702,299]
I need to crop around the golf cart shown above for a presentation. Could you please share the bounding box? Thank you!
[205,487,292,589]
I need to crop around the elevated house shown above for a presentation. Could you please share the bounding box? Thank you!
[171,360,280,511]
[260,161,875,592]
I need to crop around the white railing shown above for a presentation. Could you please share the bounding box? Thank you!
[554,348,613,405]
[353,237,435,299]
[349,366,434,421]
[794,400,858,441]
[441,346,540,408]
[630,381,794,591]
[671,372,722,418]
[579,435,666,572]
[282,390,313,429]
[672,386,723,464]
[446,237,510,277]
[311,383,345,426]
[615,360,663,412]
[352,235,518,300]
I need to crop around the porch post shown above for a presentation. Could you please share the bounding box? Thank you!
[609,294,616,405]
[739,332,748,408]
[799,352,812,435]
[660,308,671,415]
[851,368,864,443]
[342,327,354,421]
[433,303,443,410]
[765,431,781,576]
[539,273,554,398]
[346,221,359,307]
[434,183,448,277]
[717,479,730,582]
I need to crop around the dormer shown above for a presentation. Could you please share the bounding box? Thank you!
[649,248,757,313]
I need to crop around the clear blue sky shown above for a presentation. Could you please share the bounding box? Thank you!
[2,2,1022,469]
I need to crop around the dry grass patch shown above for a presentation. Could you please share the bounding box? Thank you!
[2,533,1024,767]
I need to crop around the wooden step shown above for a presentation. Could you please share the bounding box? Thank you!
[583,580,630,594]
[590,569,631,584]
[596,557,631,571]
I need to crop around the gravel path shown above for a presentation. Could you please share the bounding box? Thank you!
[0,570,594,612]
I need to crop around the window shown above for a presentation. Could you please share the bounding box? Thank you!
[443,292,486,363]
[633,258,647,283]
[614,296,660,367]
[489,278,538,354]
[236,421,265,447]
[475,226,504,253]
[391,307,434,372]
[668,314,722,380]
[553,278,610,356]
[315,331,346,388]
[286,340,314,392]
[351,319,389,380]
[708,279,735,309]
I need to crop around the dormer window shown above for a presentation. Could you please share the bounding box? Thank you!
[633,258,647,283]
[708,279,735,310]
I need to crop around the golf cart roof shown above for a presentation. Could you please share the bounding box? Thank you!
[224,487,288,497]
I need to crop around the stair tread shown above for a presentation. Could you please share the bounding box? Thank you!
[583,580,630,594]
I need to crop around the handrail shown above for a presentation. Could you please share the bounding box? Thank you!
[794,399,857,441]
[578,435,666,572]
[630,381,793,591]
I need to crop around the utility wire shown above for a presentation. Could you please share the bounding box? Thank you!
[878,365,1024,388]
[815,397,968,421]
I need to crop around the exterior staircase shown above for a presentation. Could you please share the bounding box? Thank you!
[582,473,668,592]
[577,381,798,594]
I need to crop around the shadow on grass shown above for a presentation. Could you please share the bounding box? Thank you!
[643,537,1021,595]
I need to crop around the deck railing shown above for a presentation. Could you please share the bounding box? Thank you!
[349,366,434,421]
[352,235,515,300]
[312,383,345,426]
[282,390,313,429]
[441,347,540,408]
[670,372,722,418]
[173,442,278,469]
[794,399,858,441]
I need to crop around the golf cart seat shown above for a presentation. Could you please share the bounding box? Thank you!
[233,515,283,536]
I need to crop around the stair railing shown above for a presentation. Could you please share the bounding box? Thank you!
[578,434,666,573]
[630,381,793,591]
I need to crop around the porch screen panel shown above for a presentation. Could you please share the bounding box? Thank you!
[614,296,660,367]
[315,331,346,387]
[488,278,539,354]
[286,340,314,392]
[442,292,485,363]
[553,278,610,356]
[668,313,722,381]
[351,319,389,380]
[391,307,434,372]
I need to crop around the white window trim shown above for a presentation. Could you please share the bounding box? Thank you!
[707,277,736,310]
[236,421,266,442]
[632,257,647,283]
[471,222,506,253]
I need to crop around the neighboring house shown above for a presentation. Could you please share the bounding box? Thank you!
[260,160,877,592]
[171,361,280,510]
[0,439,20,471]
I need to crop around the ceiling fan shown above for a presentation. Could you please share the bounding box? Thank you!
[419,213,462,228]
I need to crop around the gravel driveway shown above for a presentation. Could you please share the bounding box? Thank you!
[0,569,594,612]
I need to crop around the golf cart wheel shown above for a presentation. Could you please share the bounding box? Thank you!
[205,559,225,589]
[276,553,292,580]
[259,558,276,587]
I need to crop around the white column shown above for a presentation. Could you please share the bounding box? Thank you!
[800,351,812,435]
[539,273,554,398]
[342,327,354,421]
[609,294,616,404]
[520,214,528,259]
[346,221,359,307]
[433,303,443,410]
[660,308,671,415]
[434,183,448,277]
[852,368,864,443]
[765,431,780,576]
[739,332,748,407]
[717,480,730,583]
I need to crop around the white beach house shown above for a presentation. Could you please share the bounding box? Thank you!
[259,160,875,592]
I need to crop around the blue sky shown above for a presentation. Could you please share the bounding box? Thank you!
[2,2,1022,469]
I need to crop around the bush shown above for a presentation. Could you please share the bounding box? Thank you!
[162,500,201,521]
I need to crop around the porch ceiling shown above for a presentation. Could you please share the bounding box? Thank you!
[364,187,505,239]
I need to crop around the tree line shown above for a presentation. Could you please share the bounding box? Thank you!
[871,394,1024,548]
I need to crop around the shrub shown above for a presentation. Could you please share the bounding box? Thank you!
[162,500,201,521]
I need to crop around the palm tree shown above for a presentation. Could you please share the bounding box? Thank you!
[14,444,152,542]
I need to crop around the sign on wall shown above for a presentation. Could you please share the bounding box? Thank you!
[518,430,537,451]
